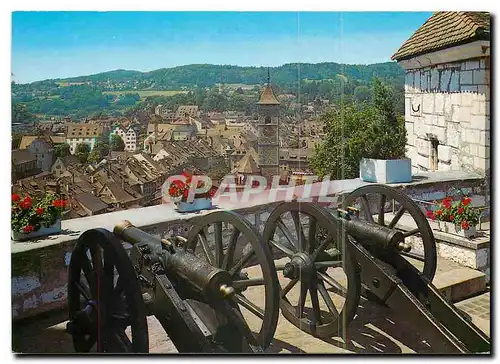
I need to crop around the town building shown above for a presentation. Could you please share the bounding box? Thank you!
[392,12,490,176]
[65,123,103,154]
[257,69,281,182]
[27,137,55,172]
[110,124,139,152]
[176,105,200,118]
[19,135,65,150]
[12,149,38,181]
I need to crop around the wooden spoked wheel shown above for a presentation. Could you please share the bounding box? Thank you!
[262,202,361,339]
[186,211,280,350]
[67,229,149,353]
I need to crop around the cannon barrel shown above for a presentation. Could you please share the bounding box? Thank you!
[114,220,234,301]
[332,214,405,248]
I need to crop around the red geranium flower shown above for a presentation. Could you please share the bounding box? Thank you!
[36,207,44,215]
[461,221,470,230]
[12,194,20,202]
[208,188,217,198]
[182,189,190,199]
[20,197,32,210]
[462,197,472,206]
[173,180,185,189]
[52,199,66,208]
[436,209,442,216]
[457,207,464,214]
[449,215,455,222]
[182,172,192,184]
[425,210,434,218]
[23,225,34,233]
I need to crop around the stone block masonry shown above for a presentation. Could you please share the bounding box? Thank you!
[403,56,490,177]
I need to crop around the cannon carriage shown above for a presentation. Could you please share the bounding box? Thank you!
[65,184,490,354]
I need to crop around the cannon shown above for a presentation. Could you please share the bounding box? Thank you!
[261,184,490,353]
[66,184,490,354]
[66,211,279,353]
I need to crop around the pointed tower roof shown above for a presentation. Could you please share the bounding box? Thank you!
[231,152,260,174]
[257,67,280,105]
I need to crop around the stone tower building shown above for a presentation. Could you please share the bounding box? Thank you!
[392,12,490,177]
[257,69,280,182]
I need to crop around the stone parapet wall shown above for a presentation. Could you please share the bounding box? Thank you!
[404,57,490,176]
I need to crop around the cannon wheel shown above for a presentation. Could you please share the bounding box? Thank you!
[67,229,149,353]
[262,202,361,338]
[342,184,437,282]
[186,211,280,350]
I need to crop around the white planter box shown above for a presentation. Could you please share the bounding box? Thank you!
[11,219,62,242]
[438,221,477,239]
[360,158,412,184]
[176,198,213,213]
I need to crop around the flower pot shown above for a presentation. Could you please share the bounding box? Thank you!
[438,221,477,239]
[11,219,62,242]
[176,198,212,213]
[359,158,412,184]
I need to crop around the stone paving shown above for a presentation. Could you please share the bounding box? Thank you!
[455,292,491,337]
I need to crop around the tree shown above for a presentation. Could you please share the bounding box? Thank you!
[12,133,23,150]
[12,102,37,124]
[371,77,406,159]
[75,143,91,164]
[310,78,406,180]
[54,143,71,158]
[354,85,371,103]
[88,139,110,164]
[110,134,125,151]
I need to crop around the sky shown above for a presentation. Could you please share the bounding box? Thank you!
[12,11,433,84]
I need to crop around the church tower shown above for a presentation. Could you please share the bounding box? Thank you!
[257,68,280,183]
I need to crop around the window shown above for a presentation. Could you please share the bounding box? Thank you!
[430,137,439,171]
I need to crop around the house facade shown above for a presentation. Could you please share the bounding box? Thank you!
[392,12,490,177]
[27,137,55,172]
[66,124,103,154]
[110,125,138,152]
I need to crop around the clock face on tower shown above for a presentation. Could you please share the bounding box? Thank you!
[259,125,277,144]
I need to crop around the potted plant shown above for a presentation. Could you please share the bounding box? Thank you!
[167,172,215,213]
[425,196,480,239]
[11,192,68,241]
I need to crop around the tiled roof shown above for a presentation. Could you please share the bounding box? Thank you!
[392,12,490,61]
[66,123,103,138]
[106,182,136,204]
[257,84,280,105]
[12,149,36,165]
[232,152,260,174]
[19,135,65,149]
[75,192,108,213]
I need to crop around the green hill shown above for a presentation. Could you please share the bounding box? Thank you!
[12,61,405,120]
